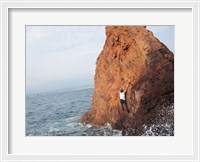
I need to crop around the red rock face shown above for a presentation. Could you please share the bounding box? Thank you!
[80,26,174,135]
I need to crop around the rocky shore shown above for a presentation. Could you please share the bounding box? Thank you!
[80,26,174,136]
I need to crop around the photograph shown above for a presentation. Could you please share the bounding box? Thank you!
[26,25,174,136]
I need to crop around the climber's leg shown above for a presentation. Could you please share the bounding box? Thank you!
[120,99,125,111]
[124,100,130,113]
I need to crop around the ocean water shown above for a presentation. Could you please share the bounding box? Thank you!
[26,88,122,136]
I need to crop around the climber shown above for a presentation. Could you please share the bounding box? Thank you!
[120,80,131,113]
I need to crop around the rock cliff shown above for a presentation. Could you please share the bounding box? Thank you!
[80,26,174,135]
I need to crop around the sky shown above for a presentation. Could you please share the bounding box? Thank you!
[26,26,174,94]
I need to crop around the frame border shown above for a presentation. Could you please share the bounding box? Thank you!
[0,1,199,162]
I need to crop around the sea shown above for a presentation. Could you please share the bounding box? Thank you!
[26,88,122,136]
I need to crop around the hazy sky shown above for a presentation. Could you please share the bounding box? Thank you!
[26,26,174,94]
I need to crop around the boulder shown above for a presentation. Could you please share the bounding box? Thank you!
[80,26,174,135]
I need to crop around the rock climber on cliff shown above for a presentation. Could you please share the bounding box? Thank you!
[120,79,131,113]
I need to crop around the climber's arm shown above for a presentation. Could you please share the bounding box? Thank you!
[125,81,131,92]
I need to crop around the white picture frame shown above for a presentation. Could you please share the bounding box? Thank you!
[0,0,199,161]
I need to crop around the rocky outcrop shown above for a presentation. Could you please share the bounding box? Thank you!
[80,26,174,135]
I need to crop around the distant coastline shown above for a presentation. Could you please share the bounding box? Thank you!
[26,85,94,96]
[69,85,94,92]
